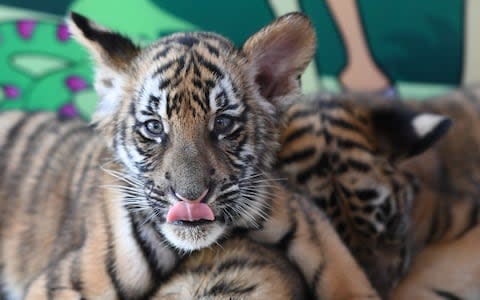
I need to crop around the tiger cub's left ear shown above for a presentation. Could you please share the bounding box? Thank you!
[67,12,140,70]
[242,13,316,105]
[68,12,141,120]
[370,104,452,160]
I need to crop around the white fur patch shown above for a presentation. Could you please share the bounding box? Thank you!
[115,133,140,174]
[93,67,126,119]
[161,223,226,251]
[412,114,446,137]
[110,191,153,295]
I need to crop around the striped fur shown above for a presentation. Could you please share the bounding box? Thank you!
[152,237,308,300]
[277,85,480,299]
[0,12,380,300]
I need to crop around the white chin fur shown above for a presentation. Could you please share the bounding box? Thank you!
[161,222,226,251]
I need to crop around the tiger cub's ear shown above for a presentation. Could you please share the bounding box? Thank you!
[242,13,316,106]
[370,103,452,160]
[68,12,140,119]
[68,12,140,70]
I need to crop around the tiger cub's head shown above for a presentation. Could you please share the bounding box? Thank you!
[277,94,451,293]
[68,12,315,250]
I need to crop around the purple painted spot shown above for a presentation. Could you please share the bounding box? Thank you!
[58,102,79,118]
[57,23,69,41]
[65,76,88,92]
[17,20,37,39]
[2,85,20,99]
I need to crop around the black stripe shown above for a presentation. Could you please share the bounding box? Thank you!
[191,92,208,113]
[207,280,256,296]
[139,110,154,117]
[194,32,233,49]
[336,138,372,152]
[456,201,479,239]
[437,201,452,241]
[218,190,238,202]
[195,50,223,78]
[283,125,314,145]
[152,59,176,77]
[216,258,267,273]
[354,189,379,202]
[131,133,148,156]
[279,147,316,165]
[287,110,317,122]
[153,46,172,60]
[119,120,140,172]
[103,201,126,300]
[347,158,371,173]
[203,41,220,56]
[311,261,326,297]
[433,289,464,300]
[173,35,199,47]
[0,114,32,178]
[294,153,330,184]
[174,54,186,74]
[224,125,244,141]
[426,202,440,244]
[70,252,84,294]
[46,263,61,300]
[3,115,54,191]
[326,116,361,132]
[276,221,297,252]
[220,182,236,192]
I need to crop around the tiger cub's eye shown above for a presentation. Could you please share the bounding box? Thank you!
[213,115,234,134]
[144,120,164,137]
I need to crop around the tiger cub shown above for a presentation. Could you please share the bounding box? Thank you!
[277,85,480,299]
[0,12,379,300]
[152,237,308,300]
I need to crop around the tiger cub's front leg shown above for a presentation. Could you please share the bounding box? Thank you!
[249,184,380,300]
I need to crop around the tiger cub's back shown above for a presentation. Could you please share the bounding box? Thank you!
[153,237,308,300]
[0,111,100,296]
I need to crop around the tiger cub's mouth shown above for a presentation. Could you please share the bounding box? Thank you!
[170,220,214,226]
[166,201,215,224]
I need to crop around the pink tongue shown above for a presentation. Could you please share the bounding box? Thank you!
[166,202,215,223]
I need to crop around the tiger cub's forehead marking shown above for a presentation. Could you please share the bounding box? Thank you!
[136,78,169,131]
[208,77,244,115]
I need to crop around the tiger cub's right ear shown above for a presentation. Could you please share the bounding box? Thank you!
[68,12,140,120]
[68,12,140,71]
[242,13,316,108]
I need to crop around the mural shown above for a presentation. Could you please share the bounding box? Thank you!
[0,0,478,119]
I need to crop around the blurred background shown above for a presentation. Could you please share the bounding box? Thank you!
[0,0,478,119]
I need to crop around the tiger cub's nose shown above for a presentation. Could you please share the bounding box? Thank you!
[172,188,209,203]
